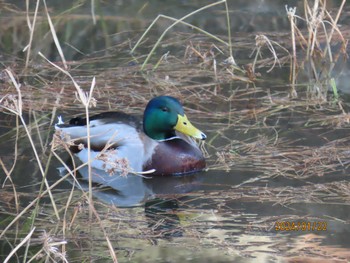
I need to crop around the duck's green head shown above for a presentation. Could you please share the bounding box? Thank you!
[143,96,206,141]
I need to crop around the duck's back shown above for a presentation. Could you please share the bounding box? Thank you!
[55,112,149,173]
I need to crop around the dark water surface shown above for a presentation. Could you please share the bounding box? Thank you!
[1,0,350,262]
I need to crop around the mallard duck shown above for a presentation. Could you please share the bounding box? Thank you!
[55,96,206,176]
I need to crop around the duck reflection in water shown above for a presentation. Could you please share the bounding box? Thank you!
[59,165,202,207]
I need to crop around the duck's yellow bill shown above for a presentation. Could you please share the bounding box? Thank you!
[174,114,206,140]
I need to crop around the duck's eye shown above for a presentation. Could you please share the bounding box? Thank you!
[183,122,187,125]
[161,107,169,112]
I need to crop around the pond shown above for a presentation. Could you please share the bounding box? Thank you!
[1,0,350,262]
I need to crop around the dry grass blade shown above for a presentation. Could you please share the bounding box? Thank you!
[4,227,36,263]
[327,0,346,43]
[286,5,298,98]
[0,164,73,240]
[38,52,80,90]
[85,77,96,220]
[131,14,229,54]
[1,69,60,220]
[91,0,96,25]
[0,112,19,196]
[251,34,289,73]
[224,0,233,58]
[0,158,19,214]
[43,0,68,69]
[24,0,40,69]
[322,3,347,61]
[131,0,227,70]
